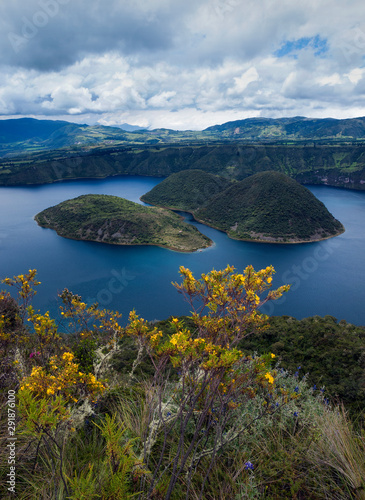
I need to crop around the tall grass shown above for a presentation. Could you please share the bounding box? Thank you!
[308,405,365,499]
[2,370,364,499]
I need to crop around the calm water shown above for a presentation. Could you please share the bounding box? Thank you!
[1,177,364,325]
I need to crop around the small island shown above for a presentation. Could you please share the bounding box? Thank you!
[141,169,231,211]
[35,194,212,252]
[142,170,345,243]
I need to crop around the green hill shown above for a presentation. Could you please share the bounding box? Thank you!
[3,115,365,160]
[195,171,344,242]
[204,116,365,140]
[35,194,212,252]
[141,169,231,211]
[0,118,72,143]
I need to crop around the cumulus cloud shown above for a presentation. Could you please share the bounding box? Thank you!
[0,0,365,129]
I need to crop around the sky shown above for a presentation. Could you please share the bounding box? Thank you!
[1,0,365,130]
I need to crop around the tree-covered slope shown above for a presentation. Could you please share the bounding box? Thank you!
[195,171,344,242]
[35,194,212,252]
[239,314,365,416]
[1,143,365,190]
[141,169,231,211]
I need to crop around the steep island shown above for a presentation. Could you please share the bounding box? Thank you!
[142,170,345,243]
[35,194,212,252]
[141,169,231,211]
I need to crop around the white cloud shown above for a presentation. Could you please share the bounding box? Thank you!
[346,68,364,84]
[1,1,365,129]
[317,74,343,86]
[228,67,260,95]
[148,91,176,108]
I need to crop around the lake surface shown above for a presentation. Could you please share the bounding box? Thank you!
[1,176,364,325]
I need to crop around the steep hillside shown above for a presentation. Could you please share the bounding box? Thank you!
[195,171,344,242]
[1,143,365,190]
[141,169,231,210]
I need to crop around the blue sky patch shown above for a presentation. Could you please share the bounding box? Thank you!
[275,35,328,58]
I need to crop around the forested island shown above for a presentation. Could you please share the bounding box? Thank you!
[34,171,344,247]
[35,194,212,252]
[142,170,345,243]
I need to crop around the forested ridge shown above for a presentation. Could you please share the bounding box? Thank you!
[1,143,365,190]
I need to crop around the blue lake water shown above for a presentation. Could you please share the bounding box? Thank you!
[1,176,364,325]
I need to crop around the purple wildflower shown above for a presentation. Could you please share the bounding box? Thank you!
[244,461,254,471]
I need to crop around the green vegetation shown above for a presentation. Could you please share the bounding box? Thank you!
[151,314,365,420]
[240,315,365,419]
[1,142,365,190]
[1,116,365,190]
[0,118,219,158]
[197,171,344,242]
[205,116,365,141]
[141,169,231,210]
[3,117,365,159]
[35,194,212,252]
[143,170,344,243]
[1,268,364,499]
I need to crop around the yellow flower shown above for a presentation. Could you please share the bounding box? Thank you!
[265,372,274,384]
[271,353,275,358]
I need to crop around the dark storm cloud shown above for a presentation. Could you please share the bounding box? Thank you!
[1,0,184,71]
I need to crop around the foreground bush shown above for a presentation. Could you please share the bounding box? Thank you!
[0,267,364,499]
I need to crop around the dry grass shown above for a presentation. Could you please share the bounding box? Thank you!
[308,405,365,499]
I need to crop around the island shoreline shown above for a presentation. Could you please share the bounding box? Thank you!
[139,197,346,245]
[34,212,213,254]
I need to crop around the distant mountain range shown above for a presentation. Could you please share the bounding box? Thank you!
[1,116,365,191]
[0,118,130,155]
[204,116,365,140]
[1,116,365,157]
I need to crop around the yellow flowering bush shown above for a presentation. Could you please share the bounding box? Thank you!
[1,265,295,499]
[1,270,130,497]
[123,264,291,498]
[20,351,107,403]
[59,288,123,348]
[1,268,40,315]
